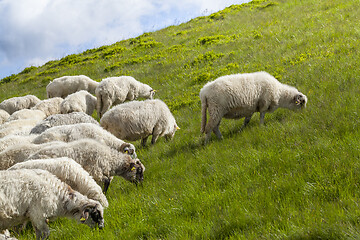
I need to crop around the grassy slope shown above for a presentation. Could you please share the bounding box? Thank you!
[1,0,360,239]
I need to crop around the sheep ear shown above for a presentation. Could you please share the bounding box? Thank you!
[119,143,131,154]
[80,209,90,223]
[175,124,180,130]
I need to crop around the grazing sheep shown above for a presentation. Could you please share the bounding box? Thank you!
[60,90,97,115]
[31,97,63,117]
[7,109,46,122]
[0,141,64,170]
[95,76,155,118]
[0,135,36,152]
[33,123,137,158]
[46,75,99,98]
[28,139,145,193]
[9,158,108,208]
[0,110,9,124]
[0,119,40,138]
[0,169,104,239]
[200,71,308,143]
[100,99,179,146]
[0,95,40,115]
[30,112,99,134]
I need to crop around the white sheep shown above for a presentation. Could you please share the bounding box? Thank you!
[60,90,97,115]
[31,97,63,117]
[7,109,46,122]
[0,110,9,124]
[0,230,17,240]
[0,135,36,152]
[0,141,64,170]
[32,123,137,158]
[0,119,40,138]
[100,99,179,146]
[0,169,104,239]
[46,75,99,98]
[30,112,99,134]
[200,71,308,143]
[8,157,108,208]
[0,95,41,115]
[28,139,145,193]
[95,76,155,118]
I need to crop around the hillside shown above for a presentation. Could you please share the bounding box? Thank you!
[1,0,360,239]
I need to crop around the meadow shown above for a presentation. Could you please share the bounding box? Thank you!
[1,0,360,239]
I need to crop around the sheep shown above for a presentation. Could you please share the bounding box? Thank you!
[28,139,145,193]
[46,75,99,98]
[0,169,104,239]
[0,119,40,138]
[200,71,308,143]
[0,135,36,152]
[0,95,41,115]
[95,76,155,118]
[60,90,97,115]
[30,112,99,134]
[31,97,63,117]
[100,99,179,146]
[7,109,46,122]
[0,110,9,124]
[8,157,108,208]
[32,123,137,158]
[0,141,64,170]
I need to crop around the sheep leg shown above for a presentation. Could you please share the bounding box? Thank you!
[212,122,223,140]
[242,115,252,128]
[141,137,149,146]
[100,98,112,118]
[259,112,265,125]
[103,177,112,194]
[34,223,50,240]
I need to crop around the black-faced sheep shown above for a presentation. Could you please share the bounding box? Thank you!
[95,76,155,118]
[32,123,137,158]
[200,71,307,144]
[0,169,104,239]
[100,99,179,146]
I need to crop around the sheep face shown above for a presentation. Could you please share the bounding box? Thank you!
[117,158,145,184]
[164,123,180,141]
[80,203,105,229]
[290,93,307,110]
[67,191,105,229]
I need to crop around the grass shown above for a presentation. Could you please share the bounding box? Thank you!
[1,0,360,239]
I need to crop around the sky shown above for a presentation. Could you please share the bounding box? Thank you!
[0,0,250,80]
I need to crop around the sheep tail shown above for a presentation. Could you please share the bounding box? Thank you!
[200,95,207,133]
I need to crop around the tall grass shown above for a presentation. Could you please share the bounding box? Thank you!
[2,0,360,239]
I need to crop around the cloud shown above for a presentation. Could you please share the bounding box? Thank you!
[0,0,247,79]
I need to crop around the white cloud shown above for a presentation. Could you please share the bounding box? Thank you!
[0,0,248,79]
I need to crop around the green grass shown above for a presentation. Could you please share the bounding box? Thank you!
[2,0,360,239]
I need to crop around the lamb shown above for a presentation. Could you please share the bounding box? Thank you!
[0,141,64,170]
[0,135,36,152]
[7,109,46,122]
[8,157,108,208]
[28,139,145,193]
[31,97,63,117]
[100,99,179,146]
[32,123,137,158]
[0,119,40,138]
[95,76,155,118]
[46,75,99,98]
[0,95,41,115]
[0,110,9,124]
[200,71,308,144]
[60,90,97,115]
[30,112,99,134]
[0,169,104,239]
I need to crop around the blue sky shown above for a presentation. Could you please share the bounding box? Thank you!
[0,0,249,80]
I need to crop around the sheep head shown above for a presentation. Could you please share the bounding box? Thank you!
[117,157,145,184]
[293,93,307,109]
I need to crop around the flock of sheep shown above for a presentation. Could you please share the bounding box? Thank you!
[0,71,307,239]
